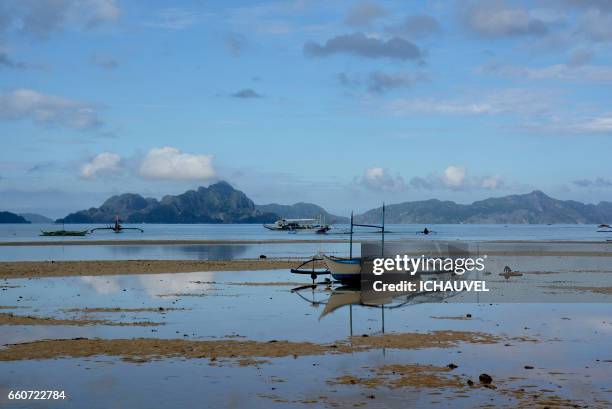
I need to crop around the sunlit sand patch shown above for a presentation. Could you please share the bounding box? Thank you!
[0,259,300,279]
[348,331,501,349]
[0,330,526,363]
[0,312,162,327]
[0,338,331,363]
[328,364,464,389]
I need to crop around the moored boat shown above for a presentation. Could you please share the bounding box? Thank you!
[320,254,361,283]
[264,218,329,232]
[40,230,89,237]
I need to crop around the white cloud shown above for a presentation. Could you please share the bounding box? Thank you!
[0,89,101,130]
[572,116,612,133]
[524,114,612,135]
[410,166,505,191]
[80,152,122,179]
[359,167,406,191]
[442,165,466,188]
[139,147,216,181]
[481,176,503,189]
[386,88,555,116]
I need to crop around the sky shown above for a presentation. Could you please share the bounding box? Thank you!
[1,0,612,218]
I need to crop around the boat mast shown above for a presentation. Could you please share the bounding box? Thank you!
[381,203,385,257]
[349,211,354,259]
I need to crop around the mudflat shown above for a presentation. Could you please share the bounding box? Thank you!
[0,259,302,279]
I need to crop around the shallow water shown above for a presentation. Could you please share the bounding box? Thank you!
[0,243,349,262]
[1,224,611,263]
[1,268,611,408]
[1,235,612,409]
[1,223,610,243]
[1,269,611,345]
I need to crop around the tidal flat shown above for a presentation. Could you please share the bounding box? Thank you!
[0,262,610,408]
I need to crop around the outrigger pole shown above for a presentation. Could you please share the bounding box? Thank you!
[348,203,386,259]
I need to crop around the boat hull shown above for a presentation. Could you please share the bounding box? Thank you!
[40,231,88,237]
[321,254,361,283]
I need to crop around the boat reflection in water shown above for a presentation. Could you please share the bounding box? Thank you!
[291,271,462,336]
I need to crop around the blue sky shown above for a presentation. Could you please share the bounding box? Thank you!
[1,0,612,217]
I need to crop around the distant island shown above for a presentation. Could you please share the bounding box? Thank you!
[356,190,612,224]
[58,182,346,224]
[54,182,611,225]
[19,213,53,224]
[255,203,348,224]
[0,211,31,224]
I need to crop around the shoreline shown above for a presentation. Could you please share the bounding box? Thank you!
[0,239,346,246]
[0,259,304,279]
[0,238,610,247]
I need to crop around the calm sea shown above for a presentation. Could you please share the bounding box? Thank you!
[0,223,610,262]
[0,223,609,242]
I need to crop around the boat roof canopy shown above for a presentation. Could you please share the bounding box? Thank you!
[280,218,317,222]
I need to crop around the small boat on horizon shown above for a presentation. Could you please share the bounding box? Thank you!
[90,217,144,234]
[40,229,89,237]
[40,221,89,236]
[264,218,330,232]
[597,223,611,233]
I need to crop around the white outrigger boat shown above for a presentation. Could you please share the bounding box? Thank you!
[319,205,387,283]
[264,218,330,233]
[320,254,362,283]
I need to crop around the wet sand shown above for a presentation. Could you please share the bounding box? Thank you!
[0,330,507,363]
[1,263,609,408]
[327,365,596,408]
[348,331,500,349]
[328,364,464,389]
[0,312,161,326]
[0,239,346,246]
[0,259,302,279]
